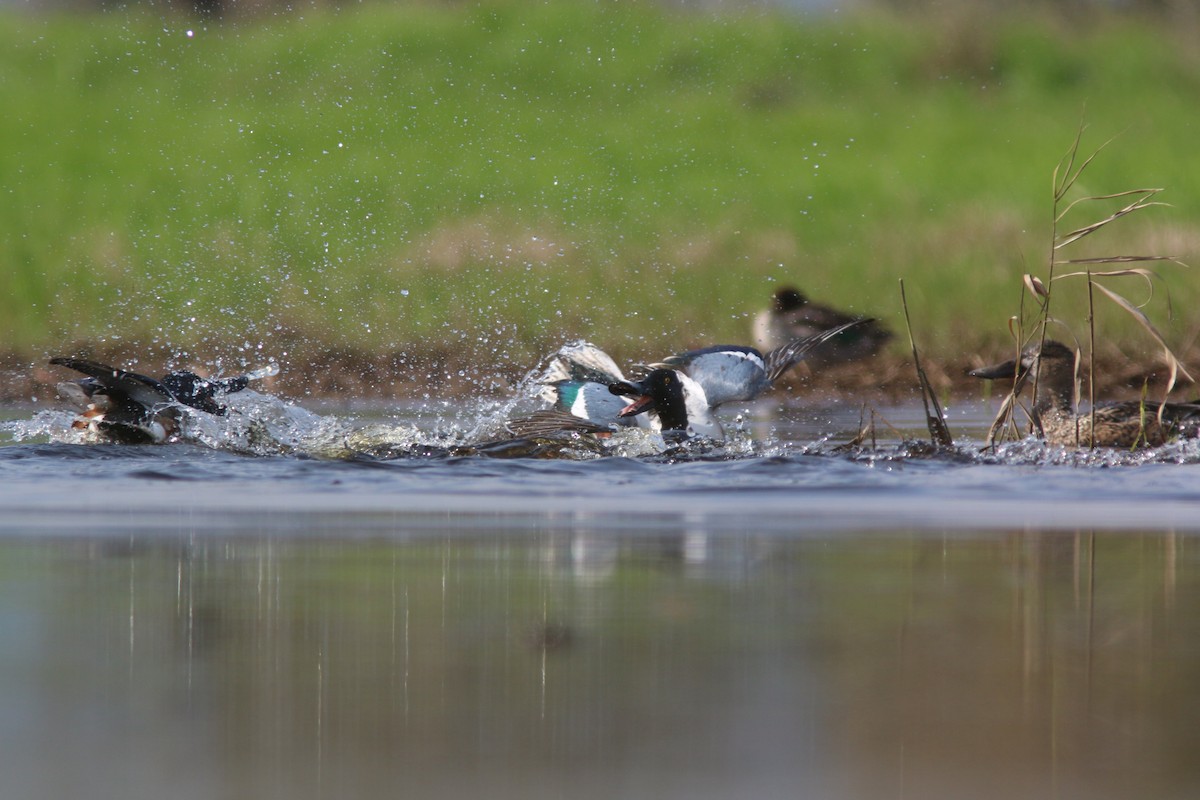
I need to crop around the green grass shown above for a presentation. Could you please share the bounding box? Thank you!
[3,2,1200,382]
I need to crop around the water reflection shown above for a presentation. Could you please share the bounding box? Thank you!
[1,528,1198,799]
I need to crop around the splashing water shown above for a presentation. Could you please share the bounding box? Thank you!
[182,389,346,456]
[1,374,767,462]
[9,355,1200,466]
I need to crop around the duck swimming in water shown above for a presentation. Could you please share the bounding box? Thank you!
[534,342,722,439]
[968,340,1200,448]
[752,286,891,369]
[51,357,277,444]
[533,320,866,440]
[506,366,702,445]
[607,368,696,438]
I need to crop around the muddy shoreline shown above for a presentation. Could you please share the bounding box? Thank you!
[4,344,1194,409]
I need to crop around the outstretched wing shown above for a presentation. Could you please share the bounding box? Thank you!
[49,357,175,409]
[763,320,869,383]
[540,341,627,386]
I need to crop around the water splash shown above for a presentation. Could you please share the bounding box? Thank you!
[183,390,347,456]
[2,410,98,445]
[816,434,1200,468]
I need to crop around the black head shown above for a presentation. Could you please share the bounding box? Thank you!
[772,287,808,313]
[161,371,234,415]
[608,368,690,432]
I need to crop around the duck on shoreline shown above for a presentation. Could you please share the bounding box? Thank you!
[753,286,891,370]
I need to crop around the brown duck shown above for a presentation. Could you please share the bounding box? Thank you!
[969,340,1200,448]
[752,286,891,370]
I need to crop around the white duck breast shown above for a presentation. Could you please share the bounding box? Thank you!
[607,368,724,440]
[674,371,724,438]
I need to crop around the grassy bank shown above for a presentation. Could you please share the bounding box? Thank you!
[4,2,1200,395]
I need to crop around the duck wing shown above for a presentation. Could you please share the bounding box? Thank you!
[505,410,616,438]
[50,357,175,409]
[1151,400,1200,437]
[540,341,627,386]
[763,320,870,383]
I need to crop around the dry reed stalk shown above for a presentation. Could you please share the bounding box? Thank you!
[900,279,953,447]
[982,122,1190,448]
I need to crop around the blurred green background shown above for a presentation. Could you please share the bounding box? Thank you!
[3,0,1199,393]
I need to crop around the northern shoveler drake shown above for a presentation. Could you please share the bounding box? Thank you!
[753,286,891,369]
[607,368,698,438]
[968,340,1200,448]
[535,342,722,439]
[505,368,699,445]
[51,357,277,444]
[531,320,865,440]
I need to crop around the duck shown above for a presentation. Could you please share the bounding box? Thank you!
[536,342,722,439]
[532,320,865,440]
[752,286,891,369]
[968,340,1200,448]
[50,357,276,444]
[607,368,698,440]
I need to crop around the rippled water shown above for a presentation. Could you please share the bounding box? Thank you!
[4,394,1200,532]
[3,395,1200,799]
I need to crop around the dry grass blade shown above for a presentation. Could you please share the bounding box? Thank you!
[1056,258,1176,267]
[837,404,874,450]
[1017,124,1190,447]
[1055,192,1165,250]
[899,279,953,447]
[1133,382,1153,450]
[1071,344,1086,449]
[1052,122,1101,202]
[831,407,907,453]
[1054,267,1159,307]
[982,386,1020,446]
[1092,281,1194,391]
[1055,188,1164,223]
[1054,128,1120,203]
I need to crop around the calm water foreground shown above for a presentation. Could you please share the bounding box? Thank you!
[2,398,1200,799]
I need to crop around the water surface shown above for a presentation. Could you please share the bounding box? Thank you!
[2,398,1200,799]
